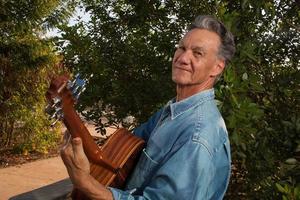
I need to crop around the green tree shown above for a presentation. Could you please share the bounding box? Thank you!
[0,0,77,153]
[58,0,300,198]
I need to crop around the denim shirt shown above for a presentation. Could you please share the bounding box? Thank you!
[109,89,231,200]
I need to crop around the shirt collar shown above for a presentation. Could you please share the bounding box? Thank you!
[167,88,215,120]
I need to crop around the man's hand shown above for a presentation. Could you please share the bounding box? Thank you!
[60,132,114,200]
[60,132,90,188]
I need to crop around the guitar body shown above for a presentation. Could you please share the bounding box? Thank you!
[45,75,145,200]
[71,128,145,200]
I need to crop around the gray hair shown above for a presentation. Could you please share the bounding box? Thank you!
[188,15,236,66]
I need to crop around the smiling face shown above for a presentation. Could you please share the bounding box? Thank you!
[172,29,225,93]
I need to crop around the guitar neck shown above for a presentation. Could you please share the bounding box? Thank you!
[62,105,119,172]
[46,75,118,172]
[62,105,101,157]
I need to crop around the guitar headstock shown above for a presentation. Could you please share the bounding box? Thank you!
[45,73,93,126]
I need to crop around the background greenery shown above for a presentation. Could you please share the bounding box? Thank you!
[1,0,299,199]
[0,0,77,153]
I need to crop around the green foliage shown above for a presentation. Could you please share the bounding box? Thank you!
[0,0,77,35]
[276,182,300,200]
[58,1,219,127]
[217,1,300,198]
[57,0,300,198]
[0,0,77,153]
[275,152,300,200]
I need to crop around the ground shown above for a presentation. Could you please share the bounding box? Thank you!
[0,125,108,169]
[0,147,60,168]
[0,122,108,169]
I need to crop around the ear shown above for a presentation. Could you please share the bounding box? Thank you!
[210,59,225,77]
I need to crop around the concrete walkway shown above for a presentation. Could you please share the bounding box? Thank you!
[0,156,68,200]
[0,124,117,200]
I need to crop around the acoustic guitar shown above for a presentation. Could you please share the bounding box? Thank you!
[45,74,145,200]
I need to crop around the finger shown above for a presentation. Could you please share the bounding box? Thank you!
[62,130,71,147]
[71,137,91,174]
[72,137,87,160]
[60,146,72,162]
[60,148,75,173]
[60,134,73,163]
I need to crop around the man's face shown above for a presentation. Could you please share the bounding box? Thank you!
[172,29,223,87]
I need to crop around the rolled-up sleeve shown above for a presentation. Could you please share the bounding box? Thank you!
[108,140,215,200]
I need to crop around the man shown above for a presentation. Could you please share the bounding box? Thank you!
[61,15,235,199]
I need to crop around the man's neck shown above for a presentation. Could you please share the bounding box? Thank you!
[176,81,213,102]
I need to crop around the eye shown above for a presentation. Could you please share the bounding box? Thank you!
[193,50,203,57]
[175,44,185,51]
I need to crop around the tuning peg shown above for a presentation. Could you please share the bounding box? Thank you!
[84,74,94,84]
[50,118,60,127]
[45,104,54,115]
[67,73,81,89]
[75,87,86,100]
[50,112,64,127]
[67,80,74,90]
[52,97,61,107]
[72,85,80,95]
[65,73,92,101]
[50,107,62,119]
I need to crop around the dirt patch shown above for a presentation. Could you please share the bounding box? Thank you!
[0,147,60,169]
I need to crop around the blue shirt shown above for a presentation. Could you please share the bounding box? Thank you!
[109,89,231,200]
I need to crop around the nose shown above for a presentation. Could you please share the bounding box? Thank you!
[176,49,191,65]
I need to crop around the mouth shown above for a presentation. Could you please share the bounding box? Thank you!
[174,66,192,73]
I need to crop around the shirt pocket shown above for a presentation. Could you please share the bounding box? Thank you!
[126,148,159,191]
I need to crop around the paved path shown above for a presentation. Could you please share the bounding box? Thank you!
[0,123,117,200]
[0,156,68,200]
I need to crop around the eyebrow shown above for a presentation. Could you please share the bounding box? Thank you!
[192,46,206,53]
[178,40,206,51]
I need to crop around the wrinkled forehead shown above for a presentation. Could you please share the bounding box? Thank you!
[179,29,221,50]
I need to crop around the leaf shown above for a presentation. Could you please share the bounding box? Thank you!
[282,196,287,200]
[242,72,248,80]
[285,158,298,165]
[276,183,286,193]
